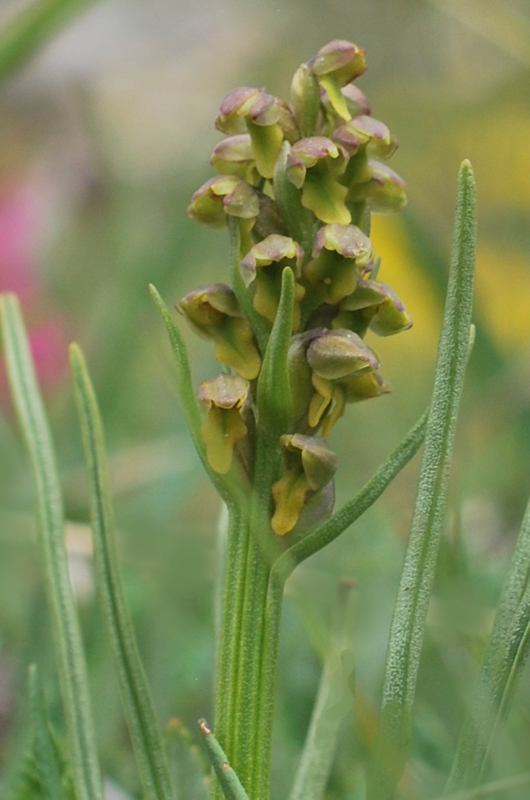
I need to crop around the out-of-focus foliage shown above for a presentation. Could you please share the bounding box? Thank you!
[1,1,530,798]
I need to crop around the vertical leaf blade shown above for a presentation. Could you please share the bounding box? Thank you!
[70,343,175,800]
[0,0,98,84]
[0,293,103,800]
[28,664,68,800]
[366,160,477,800]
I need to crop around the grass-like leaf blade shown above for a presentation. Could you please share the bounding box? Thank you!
[446,496,530,790]
[70,343,175,800]
[0,293,103,800]
[0,0,97,84]
[288,582,356,800]
[28,664,69,800]
[365,160,477,800]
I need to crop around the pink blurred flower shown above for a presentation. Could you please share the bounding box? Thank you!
[0,178,69,399]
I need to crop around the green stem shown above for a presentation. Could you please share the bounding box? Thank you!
[254,573,285,800]
[214,507,250,762]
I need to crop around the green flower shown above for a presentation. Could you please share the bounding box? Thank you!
[347,160,407,213]
[240,235,305,328]
[215,87,298,179]
[177,284,261,379]
[271,434,338,535]
[287,136,350,224]
[197,374,250,474]
[306,328,379,434]
[303,223,374,303]
[308,39,367,121]
[334,278,412,337]
[187,175,259,228]
[210,134,257,182]
[288,328,380,436]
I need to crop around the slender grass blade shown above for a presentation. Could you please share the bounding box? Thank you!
[365,160,477,800]
[70,343,175,800]
[0,293,103,800]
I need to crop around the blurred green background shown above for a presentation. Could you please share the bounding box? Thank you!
[1,0,530,797]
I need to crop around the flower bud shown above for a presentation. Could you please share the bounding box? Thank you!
[307,328,378,379]
[215,87,296,179]
[287,137,350,225]
[177,285,261,379]
[271,434,338,535]
[240,235,305,327]
[187,176,259,228]
[197,374,250,474]
[210,134,256,181]
[290,63,321,138]
[308,40,367,121]
[303,223,374,303]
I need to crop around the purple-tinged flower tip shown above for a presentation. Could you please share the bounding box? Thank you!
[215,87,294,179]
[287,136,342,188]
[187,176,259,228]
[286,138,350,225]
[304,224,374,304]
[335,116,397,160]
[271,433,337,535]
[348,161,407,212]
[210,134,256,180]
[240,234,305,327]
[308,40,367,83]
[198,373,250,474]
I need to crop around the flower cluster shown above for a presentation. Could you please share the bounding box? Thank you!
[179,40,411,535]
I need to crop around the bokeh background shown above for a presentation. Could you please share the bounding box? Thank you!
[1,0,530,797]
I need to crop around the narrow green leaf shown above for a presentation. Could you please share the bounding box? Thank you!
[198,719,250,800]
[275,409,428,582]
[256,266,294,435]
[366,160,476,800]
[437,771,530,800]
[289,582,356,800]
[273,142,316,258]
[149,284,247,510]
[0,293,103,800]
[446,495,530,790]
[69,343,175,800]
[28,664,68,800]
[0,0,97,83]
